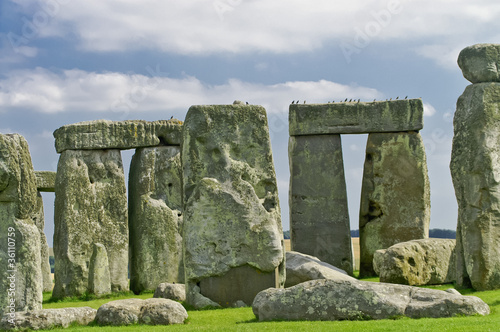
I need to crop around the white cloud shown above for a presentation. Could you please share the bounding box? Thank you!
[423,102,437,117]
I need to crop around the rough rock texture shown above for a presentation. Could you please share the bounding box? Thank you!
[252,279,490,321]
[0,307,96,330]
[373,239,456,286]
[450,82,500,290]
[129,146,183,294]
[54,119,183,153]
[153,283,186,302]
[289,99,423,136]
[182,104,285,307]
[32,192,52,292]
[359,132,430,277]
[53,149,128,298]
[458,44,500,84]
[0,134,43,313]
[289,135,352,274]
[34,171,56,192]
[88,243,111,296]
[285,251,352,288]
[95,298,187,326]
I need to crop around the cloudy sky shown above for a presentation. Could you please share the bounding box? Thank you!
[1,0,499,246]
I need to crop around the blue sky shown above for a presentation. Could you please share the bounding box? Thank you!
[1,0,499,247]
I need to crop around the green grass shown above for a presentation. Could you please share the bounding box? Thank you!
[41,279,500,331]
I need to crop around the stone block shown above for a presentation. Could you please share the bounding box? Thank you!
[88,243,111,296]
[458,43,500,83]
[0,307,96,330]
[35,171,56,192]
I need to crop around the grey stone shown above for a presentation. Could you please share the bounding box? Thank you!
[289,135,352,274]
[32,192,52,292]
[53,119,183,153]
[285,251,352,288]
[53,149,128,298]
[34,171,56,192]
[289,99,423,136]
[373,239,456,285]
[186,285,221,309]
[359,132,430,277]
[233,300,247,308]
[182,104,285,307]
[95,298,187,326]
[450,82,500,290]
[0,307,96,330]
[252,279,490,321]
[458,43,500,83]
[129,146,183,294]
[0,134,43,313]
[153,283,186,302]
[88,243,111,296]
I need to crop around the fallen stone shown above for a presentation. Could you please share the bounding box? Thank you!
[182,104,285,307]
[88,243,111,296]
[289,134,352,274]
[458,43,500,83]
[34,171,56,192]
[53,149,128,298]
[0,307,96,330]
[252,279,490,321]
[153,283,186,302]
[289,99,423,136]
[285,251,352,288]
[129,146,184,294]
[32,192,53,292]
[359,132,430,277]
[53,119,183,153]
[373,239,456,285]
[450,82,500,290]
[95,298,187,326]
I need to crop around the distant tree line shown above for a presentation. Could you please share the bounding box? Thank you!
[283,229,456,240]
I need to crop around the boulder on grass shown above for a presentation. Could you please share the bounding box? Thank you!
[0,307,96,330]
[153,283,186,302]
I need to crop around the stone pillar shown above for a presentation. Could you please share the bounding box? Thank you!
[129,146,184,294]
[53,149,128,298]
[451,43,500,290]
[359,132,430,277]
[0,134,42,312]
[182,103,285,308]
[88,243,111,296]
[289,134,352,275]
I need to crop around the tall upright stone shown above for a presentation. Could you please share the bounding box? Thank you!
[289,134,352,275]
[359,132,430,277]
[182,103,285,307]
[129,146,184,294]
[0,134,43,312]
[53,149,128,298]
[88,243,111,296]
[32,192,53,292]
[451,44,500,290]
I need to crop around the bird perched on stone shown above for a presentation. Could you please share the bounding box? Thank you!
[349,99,352,102]
[405,96,408,99]
[170,116,173,120]
[396,96,399,100]
[246,101,249,105]
[291,100,295,104]
[344,98,348,102]
[357,99,360,103]
[303,100,306,104]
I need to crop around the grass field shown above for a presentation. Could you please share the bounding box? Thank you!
[41,278,500,331]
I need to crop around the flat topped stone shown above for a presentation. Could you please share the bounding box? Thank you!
[289,99,423,136]
[35,171,56,192]
[53,119,183,153]
[458,44,500,83]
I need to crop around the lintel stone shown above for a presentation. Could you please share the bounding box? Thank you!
[35,171,56,192]
[289,99,423,136]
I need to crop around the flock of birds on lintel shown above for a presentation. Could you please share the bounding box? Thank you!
[290,96,410,104]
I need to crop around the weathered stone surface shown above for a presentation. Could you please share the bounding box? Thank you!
[359,132,430,277]
[289,99,423,136]
[182,104,285,307]
[252,279,490,321]
[53,119,183,153]
[0,134,42,313]
[289,135,352,274]
[285,251,352,288]
[450,82,500,290]
[186,285,221,309]
[373,239,456,286]
[458,44,500,83]
[32,192,52,292]
[95,298,187,326]
[129,146,183,294]
[88,243,111,296]
[53,149,128,298]
[0,307,96,330]
[153,283,186,302]
[35,171,56,192]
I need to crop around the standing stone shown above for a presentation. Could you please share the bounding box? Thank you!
[32,192,53,292]
[289,135,352,275]
[450,82,500,290]
[129,146,184,294]
[182,104,285,308]
[359,132,430,277]
[53,149,128,299]
[88,243,111,296]
[0,134,42,312]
